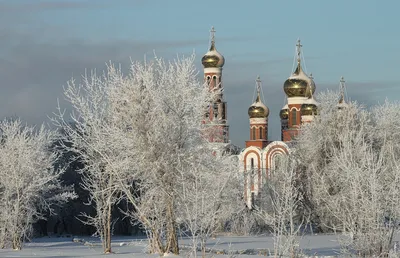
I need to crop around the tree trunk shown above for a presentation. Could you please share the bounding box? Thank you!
[104,201,112,254]
[201,238,207,258]
[148,229,164,254]
[165,196,179,254]
[12,234,22,250]
[0,228,6,249]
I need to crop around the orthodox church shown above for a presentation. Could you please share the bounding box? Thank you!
[201,27,347,208]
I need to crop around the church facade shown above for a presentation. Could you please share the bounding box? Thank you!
[200,27,346,208]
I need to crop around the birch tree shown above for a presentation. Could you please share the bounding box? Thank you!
[0,119,75,250]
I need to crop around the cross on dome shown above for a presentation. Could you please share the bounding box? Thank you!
[210,26,216,49]
[296,38,302,63]
[248,76,269,118]
[201,26,225,68]
[256,75,262,96]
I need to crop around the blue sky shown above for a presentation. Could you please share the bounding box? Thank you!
[0,0,398,147]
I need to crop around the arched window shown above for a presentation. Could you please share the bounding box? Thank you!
[213,76,217,88]
[206,76,211,85]
[291,110,297,127]
[252,127,256,140]
[259,127,263,139]
[250,158,254,176]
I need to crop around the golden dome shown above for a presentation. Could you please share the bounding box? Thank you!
[301,98,318,116]
[307,80,316,98]
[248,94,269,118]
[202,45,225,68]
[284,39,316,98]
[202,27,225,68]
[283,62,315,98]
[280,105,289,120]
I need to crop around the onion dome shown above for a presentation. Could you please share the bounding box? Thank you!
[301,84,318,116]
[201,27,225,68]
[283,39,316,98]
[283,62,316,97]
[301,98,318,116]
[248,94,269,118]
[280,104,289,120]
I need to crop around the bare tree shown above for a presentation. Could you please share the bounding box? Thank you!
[0,119,75,250]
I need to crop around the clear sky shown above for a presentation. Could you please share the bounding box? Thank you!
[0,0,399,147]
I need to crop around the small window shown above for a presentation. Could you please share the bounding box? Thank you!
[213,103,218,118]
[213,76,217,88]
[259,127,263,139]
[291,110,297,127]
[221,104,226,120]
[252,127,256,140]
[206,76,211,85]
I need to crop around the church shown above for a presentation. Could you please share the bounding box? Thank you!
[201,27,348,208]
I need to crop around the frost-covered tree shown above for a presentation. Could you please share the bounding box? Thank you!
[295,91,400,256]
[111,55,240,255]
[55,54,239,255]
[0,119,75,250]
[177,148,240,258]
[256,157,306,258]
[54,65,132,254]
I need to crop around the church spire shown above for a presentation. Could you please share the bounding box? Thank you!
[337,76,349,110]
[201,27,228,143]
[255,75,262,102]
[202,26,225,68]
[246,76,269,148]
[339,76,346,104]
[209,26,216,50]
[296,38,302,65]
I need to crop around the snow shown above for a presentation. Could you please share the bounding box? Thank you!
[0,234,366,257]
[1,233,398,257]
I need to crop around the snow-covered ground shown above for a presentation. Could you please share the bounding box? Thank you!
[0,233,398,257]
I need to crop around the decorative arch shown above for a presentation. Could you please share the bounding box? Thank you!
[243,148,261,171]
[263,141,290,178]
[240,146,263,207]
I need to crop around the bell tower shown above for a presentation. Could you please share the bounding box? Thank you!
[201,27,229,143]
[245,76,269,148]
[281,39,317,141]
